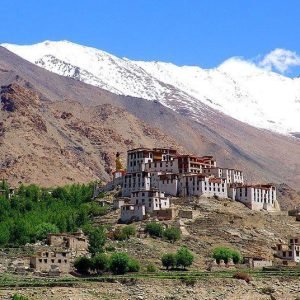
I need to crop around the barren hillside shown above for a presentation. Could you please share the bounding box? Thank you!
[0,46,300,189]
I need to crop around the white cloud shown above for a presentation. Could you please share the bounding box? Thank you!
[258,48,300,73]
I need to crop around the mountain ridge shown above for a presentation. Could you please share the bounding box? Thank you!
[2,40,300,135]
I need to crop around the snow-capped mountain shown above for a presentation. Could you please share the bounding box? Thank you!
[2,40,300,135]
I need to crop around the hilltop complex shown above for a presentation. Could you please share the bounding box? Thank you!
[101,148,280,223]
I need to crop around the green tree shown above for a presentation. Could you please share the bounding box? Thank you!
[176,246,194,269]
[92,253,109,274]
[109,252,130,275]
[145,222,164,237]
[163,227,181,243]
[85,226,106,256]
[161,253,177,270]
[0,222,10,246]
[212,247,242,264]
[74,256,92,274]
[34,222,59,241]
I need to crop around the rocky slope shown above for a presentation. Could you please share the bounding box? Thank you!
[0,83,182,186]
[0,46,300,189]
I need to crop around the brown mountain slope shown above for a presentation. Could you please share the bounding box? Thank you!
[0,46,300,189]
[0,83,183,186]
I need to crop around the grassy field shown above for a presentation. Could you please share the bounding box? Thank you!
[0,268,299,288]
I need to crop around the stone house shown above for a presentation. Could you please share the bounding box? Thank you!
[47,230,88,256]
[30,250,71,273]
[120,204,145,223]
[276,237,300,262]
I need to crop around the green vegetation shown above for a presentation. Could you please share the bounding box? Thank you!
[0,182,100,247]
[122,225,136,239]
[84,225,106,256]
[146,263,157,273]
[110,252,131,275]
[92,253,110,274]
[145,222,164,237]
[212,247,242,264]
[74,252,140,275]
[162,247,194,270]
[113,225,136,241]
[12,295,30,300]
[74,256,92,275]
[162,253,177,270]
[163,227,181,243]
[176,246,194,269]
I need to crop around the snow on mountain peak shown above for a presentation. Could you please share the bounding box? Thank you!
[2,40,300,135]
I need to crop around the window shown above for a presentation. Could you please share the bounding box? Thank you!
[44,259,47,263]
[51,259,55,263]
[58,259,62,263]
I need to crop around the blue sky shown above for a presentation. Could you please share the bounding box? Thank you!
[1,0,300,76]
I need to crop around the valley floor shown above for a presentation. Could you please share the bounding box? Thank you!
[0,275,299,300]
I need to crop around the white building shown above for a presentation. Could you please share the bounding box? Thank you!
[203,168,244,184]
[179,174,228,198]
[276,237,300,262]
[122,171,151,197]
[131,190,170,213]
[120,205,145,223]
[228,184,279,211]
[126,148,178,173]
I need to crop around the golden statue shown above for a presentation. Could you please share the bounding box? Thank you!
[115,152,124,171]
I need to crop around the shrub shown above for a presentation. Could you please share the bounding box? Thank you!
[12,295,29,300]
[105,245,116,252]
[113,228,127,241]
[74,256,92,274]
[122,225,136,239]
[233,272,251,283]
[128,258,140,272]
[176,246,194,269]
[212,247,242,264]
[145,222,164,237]
[162,253,177,270]
[92,253,110,274]
[110,252,130,274]
[146,263,157,273]
[163,227,181,243]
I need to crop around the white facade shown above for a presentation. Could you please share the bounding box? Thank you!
[120,205,145,222]
[229,185,278,211]
[179,175,228,198]
[130,190,170,213]
[151,173,179,196]
[122,172,151,197]
[203,168,244,184]
[144,159,179,173]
